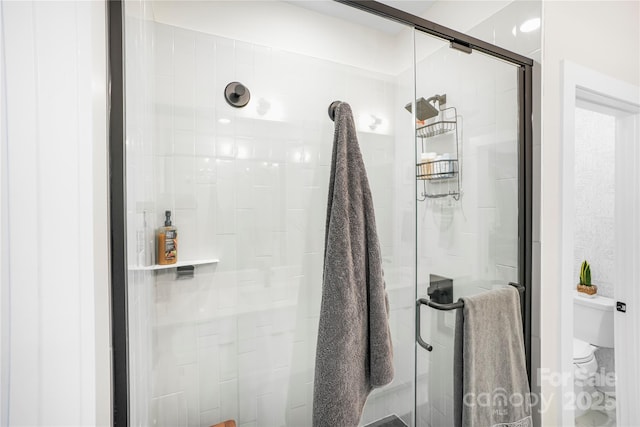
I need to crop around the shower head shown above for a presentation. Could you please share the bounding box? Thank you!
[404,94,446,121]
[405,97,438,121]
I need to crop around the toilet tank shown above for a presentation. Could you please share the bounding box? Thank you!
[574,292,615,347]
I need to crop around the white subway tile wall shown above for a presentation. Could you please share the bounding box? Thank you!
[125,5,156,426]
[126,19,416,427]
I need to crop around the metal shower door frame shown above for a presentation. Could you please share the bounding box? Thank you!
[106,1,534,425]
[336,3,534,425]
[335,0,534,374]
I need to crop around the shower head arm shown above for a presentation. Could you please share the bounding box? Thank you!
[426,94,447,109]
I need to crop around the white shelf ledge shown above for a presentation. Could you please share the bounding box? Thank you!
[129,258,219,271]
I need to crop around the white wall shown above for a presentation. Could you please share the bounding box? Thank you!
[573,107,616,299]
[150,0,409,75]
[540,1,640,425]
[0,1,110,425]
[0,2,8,423]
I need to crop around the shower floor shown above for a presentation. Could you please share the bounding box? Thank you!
[364,414,408,427]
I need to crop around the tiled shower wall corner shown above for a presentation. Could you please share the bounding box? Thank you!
[126,20,416,427]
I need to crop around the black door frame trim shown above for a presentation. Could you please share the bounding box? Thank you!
[107,0,129,425]
[336,0,534,67]
[107,0,534,424]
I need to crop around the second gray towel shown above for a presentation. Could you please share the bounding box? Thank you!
[454,287,532,427]
[312,102,394,427]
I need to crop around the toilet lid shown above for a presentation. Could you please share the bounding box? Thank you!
[573,338,595,364]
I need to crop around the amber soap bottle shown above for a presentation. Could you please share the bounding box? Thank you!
[157,210,177,265]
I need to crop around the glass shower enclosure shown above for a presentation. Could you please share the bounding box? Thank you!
[413,31,525,426]
[109,1,533,426]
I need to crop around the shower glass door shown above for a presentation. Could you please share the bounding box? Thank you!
[123,1,417,426]
[413,30,522,426]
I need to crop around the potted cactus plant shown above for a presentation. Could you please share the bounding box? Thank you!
[577,260,597,296]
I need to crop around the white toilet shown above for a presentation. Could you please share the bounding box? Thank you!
[573,292,615,417]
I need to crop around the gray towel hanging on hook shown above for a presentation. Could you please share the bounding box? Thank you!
[312,102,394,427]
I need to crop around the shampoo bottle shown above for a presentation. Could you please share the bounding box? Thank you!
[157,210,178,265]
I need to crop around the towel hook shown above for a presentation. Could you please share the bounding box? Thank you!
[224,81,251,108]
[328,100,341,121]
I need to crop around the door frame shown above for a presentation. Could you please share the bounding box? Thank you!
[339,0,535,384]
[106,1,534,425]
[559,60,640,425]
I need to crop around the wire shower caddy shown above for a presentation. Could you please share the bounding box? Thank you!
[416,100,461,201]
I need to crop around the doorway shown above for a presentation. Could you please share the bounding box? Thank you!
[560,61,640,426]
